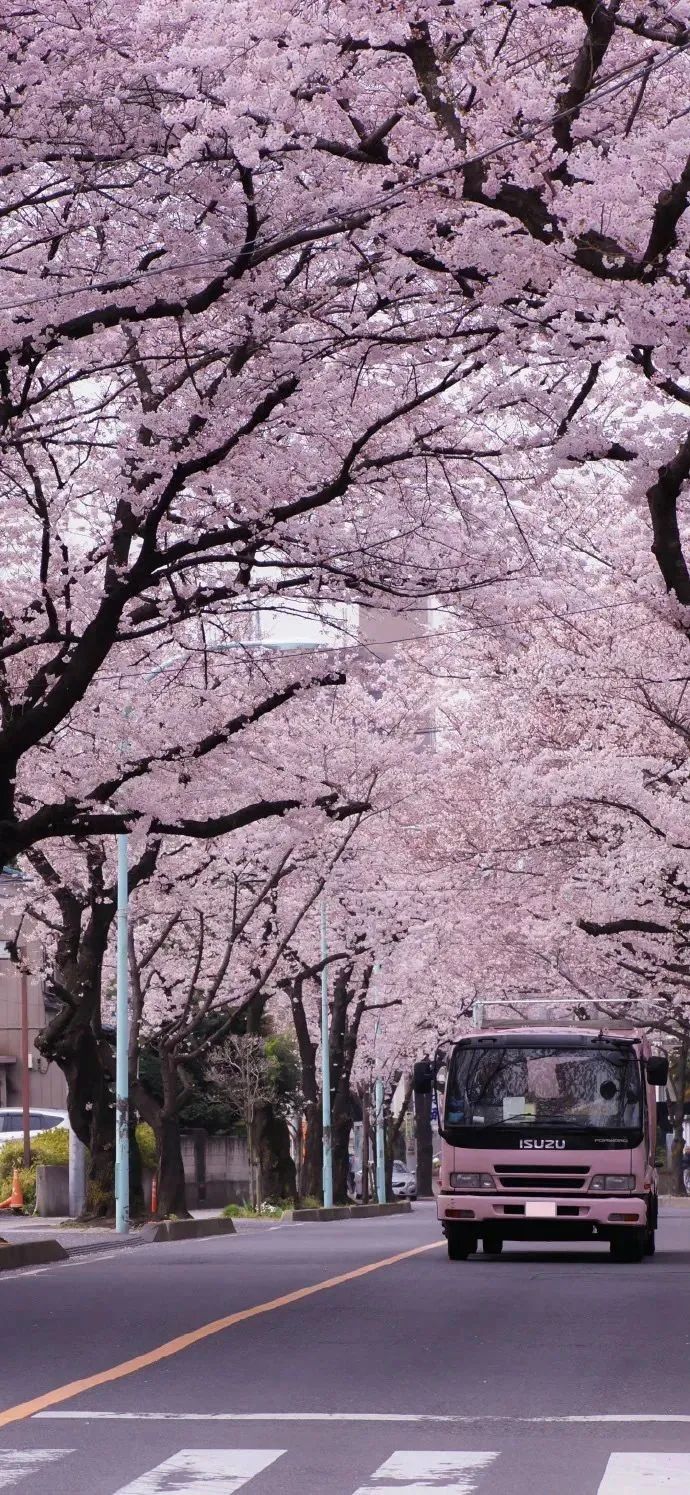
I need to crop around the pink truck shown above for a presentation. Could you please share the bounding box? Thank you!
[415,1025,668,1263]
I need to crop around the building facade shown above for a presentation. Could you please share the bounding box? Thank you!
[0,876,67,1111]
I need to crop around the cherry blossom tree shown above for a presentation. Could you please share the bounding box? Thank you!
[6,0,690,877]
[6,0,690,1215]
[3,654,397,1210]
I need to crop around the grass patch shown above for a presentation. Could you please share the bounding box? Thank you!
[222,1201,285,1219]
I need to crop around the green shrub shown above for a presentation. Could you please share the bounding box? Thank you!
[0,1126,69,1182]
[136,1123,158,1170]
[299,1195,322,1210]
[0,1128,70,1212]
[0,1122,158,1214]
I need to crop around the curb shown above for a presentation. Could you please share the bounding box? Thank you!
[0,1238,68,1271]
[286,1202,412,1223]
[143,1218,237,1243]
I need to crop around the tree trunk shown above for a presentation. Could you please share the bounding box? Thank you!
[34,841,159,1218]
[256,1105,296,1203]
[154,1053,190,1218]
[361,1089,370,1204]
[157,1112,188,1217]
[300,1097,322,1202]
[252,1112,262,1211]
[332,1105,352,1205]
[385,1074,413,1200]
[285,975,322,1201]
[415,1086,434,1198]
[38,1018,117,1217]
[669,1037,689,1196]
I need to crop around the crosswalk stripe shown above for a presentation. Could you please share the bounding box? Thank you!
[352,1450,499,1494]
[597,1452,690,1492]
[0,1450,72,1489]
[109,1448,285,1493]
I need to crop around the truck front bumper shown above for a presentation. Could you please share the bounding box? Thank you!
[437,1192,647,1238]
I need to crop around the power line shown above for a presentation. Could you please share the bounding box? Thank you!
[0,38,686,316]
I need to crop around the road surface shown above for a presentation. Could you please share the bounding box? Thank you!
[1,1202,689,1493]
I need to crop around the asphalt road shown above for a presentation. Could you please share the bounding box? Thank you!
[1,1202,690,1494]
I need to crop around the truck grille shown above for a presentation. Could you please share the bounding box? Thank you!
[494,1164,589,1192]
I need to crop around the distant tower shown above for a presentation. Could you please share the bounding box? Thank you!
[358,604,435,749]
[357,604,429,661]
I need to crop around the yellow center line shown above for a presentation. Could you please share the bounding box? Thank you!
[0,1239,443,1430]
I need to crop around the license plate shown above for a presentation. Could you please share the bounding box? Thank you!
[525,1201,557,1218]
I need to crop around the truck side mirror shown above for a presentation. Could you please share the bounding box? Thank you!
[413,1059,433,1095]
[647,1055,669,1086]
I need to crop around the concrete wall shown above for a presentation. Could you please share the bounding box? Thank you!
[181,1131,250,1208]
[36,1164,70,1217]
[34,1138,251,1215]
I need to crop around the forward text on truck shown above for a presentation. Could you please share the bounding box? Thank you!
[415,1026,668,1263]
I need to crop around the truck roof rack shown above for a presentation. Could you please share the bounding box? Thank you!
[471,1001,638,1033]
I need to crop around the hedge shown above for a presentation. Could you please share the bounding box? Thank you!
[0,1124,159,1212]
[0,1127,69,1212]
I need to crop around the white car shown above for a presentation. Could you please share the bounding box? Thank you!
[391,1160,417,1200]
[0,1108,68,1143]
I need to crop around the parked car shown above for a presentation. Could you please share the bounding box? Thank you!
[391,1159,417,1200]
[0,1108,68,1143]
[683,1148,690,1196]
[350,1163,374,1201]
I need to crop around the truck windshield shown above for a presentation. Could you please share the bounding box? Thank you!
[445,1045,642,1131]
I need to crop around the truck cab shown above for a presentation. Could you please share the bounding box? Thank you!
[416,1025,668,1262]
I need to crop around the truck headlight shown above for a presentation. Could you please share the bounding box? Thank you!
[450,1172,494,1190]
[590,1174,635,1192]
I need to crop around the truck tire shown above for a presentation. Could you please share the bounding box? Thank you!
[610,1228,646,1263]
[447,1227,477,1261]
[483,1232,504,1255]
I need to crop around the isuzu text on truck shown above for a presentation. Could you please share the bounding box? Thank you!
[414,1026,668,1262]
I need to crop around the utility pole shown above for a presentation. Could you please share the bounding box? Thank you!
[20,969,30,1170]
[320,895,333,1208]
[370,959,386,1205]
[115,834,129,1235]
[375,1076,386,1204]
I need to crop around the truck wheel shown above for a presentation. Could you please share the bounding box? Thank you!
[447,1227,476,1261]
[644,1226,656,1256]
[610,1228,645,1263]
[483,1232,503,1255]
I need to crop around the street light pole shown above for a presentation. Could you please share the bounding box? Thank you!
[320,895,333,1209]
[115,834,129,1235]
[371,962,386,1205]
[375,1076,386,1205]
[20,968,30,1170]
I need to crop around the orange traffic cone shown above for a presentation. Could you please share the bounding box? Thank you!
[150,1174,159,1217]
[0,1169,24,1213]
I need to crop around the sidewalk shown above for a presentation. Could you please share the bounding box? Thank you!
[0,1208,226,1256]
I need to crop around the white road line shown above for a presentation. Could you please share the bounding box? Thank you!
[352,1450,498,1494]
[35,1411,690,1424]
[597,1452,690,1492]
[0,1450,71,1489]
[0,1251,124,1282]
[110,1449,284,1493]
